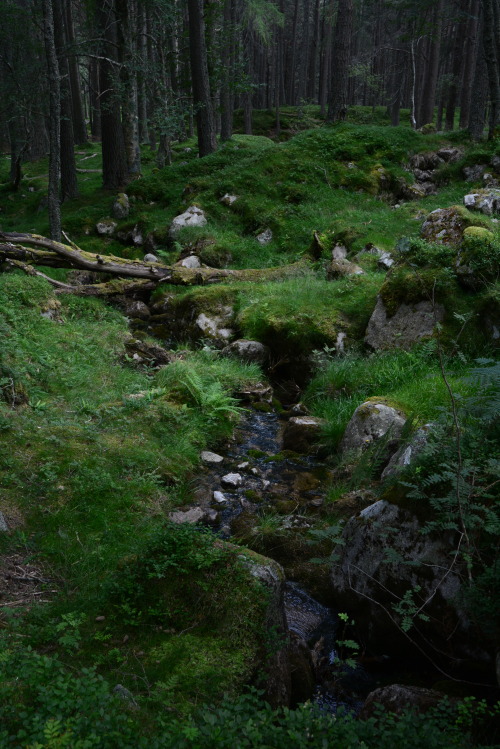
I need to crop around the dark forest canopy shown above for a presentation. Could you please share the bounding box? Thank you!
[1,0,499,223]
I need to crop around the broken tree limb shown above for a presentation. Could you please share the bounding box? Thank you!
[0,232,310,288]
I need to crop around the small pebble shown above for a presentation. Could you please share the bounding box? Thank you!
[95,615,105,622]
[221,472,242,489]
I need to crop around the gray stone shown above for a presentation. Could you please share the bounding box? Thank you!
[377,251,394,271]
[409,152,443,171]
[463,164,486,182]
[326,258,364,279]
[195,312,234,343]
[114,298,150,321]
[492,155,500,171]
[213,491,227,503]
[169,506,215,524]
[256,228,273,245]
[464,193,479,209]
[124,338,171,367]
[340,401,406,455]
[220,193,238,206]
[359,684,448,719]
[234,381,274,404]
[437,147,462,163]
[96,219,117,236]
[463,189,500,215]
[221,339,270,366]
[365,296,445,351]
[131,225,143,246]
[332,244,348,260]
[381,424,432,479]
[282,416,325,453]
[169,205,207,237]
[112,193,130,220]
[178,255,201,269]
[0,512,8,532]
[201,450,224,464]
[221,473,243,489]
[421,206,467,245]
[143,253,159,263]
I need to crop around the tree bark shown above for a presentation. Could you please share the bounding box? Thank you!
[42,0,62,241]
[64,0,88,144]
[326,0,353,122]
[187,0,217,155]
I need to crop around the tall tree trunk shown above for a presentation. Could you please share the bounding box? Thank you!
[98,0,128,189]
[42,0,62,240]
[89,57,101,140]
[469,32,489,138]
[64,0,87,144]
[220,0,235,141]
[482,0,500,136]
[445,0,468,131]
[326,0,353,122]
[187,0,217,155]
[54,0,79,201]
[460,0,481,129]
[118,0,141,175]
[419,0,444,126]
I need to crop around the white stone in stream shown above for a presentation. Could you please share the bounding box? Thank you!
[221,473,243,489]
[238,462,250,470]
[213,491,227,503]
[201,450,224,464]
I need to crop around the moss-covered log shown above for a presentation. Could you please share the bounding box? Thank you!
[0,232,310,290]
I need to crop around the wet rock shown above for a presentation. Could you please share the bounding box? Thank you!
[340,401,406,455]
[257,228,273,245]
[464,164,486,182]
[143,253,159,263]
[282,416,325,453]
[112,193,130,220]
[289,633,316,705]
[169,205,207,237]
[290,402,309,416]
[359,684,448,719]
[221,473,243,489]
[463,189,500,215]
[124,338,172,367]
[421,206,468,245]
[96,219,117,236]
[365,296,444,351]
[220,193,238,206]
[330,500,490,667]
[381,424,432,479]
[326,258,364,279]
[177,255,201,269]
[222,339,270,366]
[169,506,216,524]
[114,298,150,321]
[201,450,224,464]
[234,381,273,405]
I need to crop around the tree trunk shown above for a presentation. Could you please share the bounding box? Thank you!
[326,0,353,122]
[119,0,142,175]
[460,0,481,129]
[187,0,217,155]
[482,0,500,136]
[42,0,62,241]
[64,0,87,144]
[469,33,489,138]
[419,0,444,127]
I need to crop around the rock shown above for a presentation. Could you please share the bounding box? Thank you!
[112,193,130,220]
[234,381,274,405]
[195,311,234,344]
[256,228,273,245]
[221,473,243,489]
[365,296,445,351]
[124,338,172,367]
[464,164,486,182]
[221,339,270,366]
[290,402,309,416]
[282,416,325,453]
[288,633,316,706]
[330,500,489,668]
[220,193,238,206]
[238,551,291,707]
[331,489,376,519]
[326,258,364,279]
[131,225,143,246]
[213,491,227,503]
[114,298,151,321]
[463,189,500,216]
[177,255,201,269]
[421,206,469,245]
[169,205,207,237]
[96,219,117,236]
[437,147,462,163]
[143,253,159,263]
[40,298,63,322]
[409,152,443,171]
[340,401,406,455]
[332,244,348,260]
[359,684,448,719]
[377,251,394,271]
[113,684,138,708]
[399,182,427,200]
[381,424,432,479]
[412,168,434,182]
[201,450,224,464]
[169,506,217,524]
[0,511,8,532]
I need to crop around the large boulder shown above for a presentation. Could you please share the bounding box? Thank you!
[169,205,207,237]
[340,401,406,455]
[330,500,490,669]
[381,424,432,479]
[421,206,468,245]
[112,193,130,219]
[195,308,234,345]
[221,339,270,366]
[114,297,151,321]
[463,189,500,216]
[365,296,445,351]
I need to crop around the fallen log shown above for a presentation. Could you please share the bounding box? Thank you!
[0,232,309,291]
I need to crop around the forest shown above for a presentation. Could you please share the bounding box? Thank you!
[0,0,500,746]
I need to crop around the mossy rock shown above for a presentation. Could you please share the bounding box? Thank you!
[462,226,495,243]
